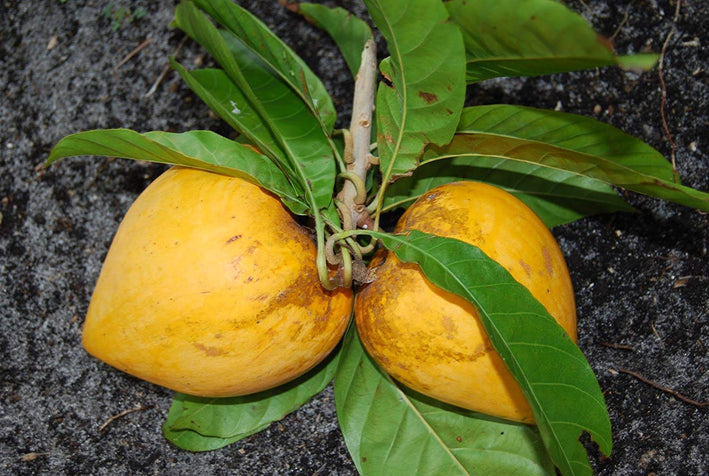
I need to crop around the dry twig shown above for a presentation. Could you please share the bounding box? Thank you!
[98,404,152,432]
[617,368,709,408]
[610,3,632,42]
[600,342,635,351]
[145,35,189,98]
[657,0,682,181]
[114,37,153,72]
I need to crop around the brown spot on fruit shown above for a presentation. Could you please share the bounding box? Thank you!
[193,343,227,357]
[519,259,532,277]
[441,315,457,339]
[542,246,554,276]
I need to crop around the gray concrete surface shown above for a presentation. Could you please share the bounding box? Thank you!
[1,1,707,474]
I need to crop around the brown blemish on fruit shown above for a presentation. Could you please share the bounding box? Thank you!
[440,315,457,339]
[193,343,227,357]
[542,246,554,276]
[257,269,344,336]
[519,259,532,277]
[226,234,242,244]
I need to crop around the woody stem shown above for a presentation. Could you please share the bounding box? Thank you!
[336,39,377,232]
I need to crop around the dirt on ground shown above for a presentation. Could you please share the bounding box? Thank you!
[1,1,707,474]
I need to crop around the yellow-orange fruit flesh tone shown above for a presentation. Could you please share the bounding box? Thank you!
[356,181,577,423]
[82,166,352,397]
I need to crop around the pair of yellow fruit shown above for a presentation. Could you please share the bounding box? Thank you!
[84,166,576,423]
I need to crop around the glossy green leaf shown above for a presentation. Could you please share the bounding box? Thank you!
[381,156,634,228]
[45,128,308,214]
[383,103,668,226]
[171,5,337,211]
[163,344,342,451]
[424,106,709,211]
[445,0,655,83]
[162,417,242,452]
[364,230,612,475]
[365,0,466,182]
[297,2,374,78]
[335,326,555,475]
[219,30,337,207]
[458,105,677,180]
[191,0,337,132]
[171,62,287,164]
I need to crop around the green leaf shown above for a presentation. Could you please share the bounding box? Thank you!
[365,0,466,182]
[220,31,337,208]
[163,344,341,451]
[46,128,308,214]
[446,0,654,83]
[381,156,634,228]
[424,106,709,211]
[366,230,612,475]
[616,53,660,71]
[335,326,555,475]
[383,103,667,226]
[296,2,374,78]
[458,105,676,180]
[170,22,337,211]
[173,2,337,211]
[171,62,287,163]
[162,416,242,452]
[190,0,337,132]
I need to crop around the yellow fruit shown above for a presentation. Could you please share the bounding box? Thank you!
[83,166,352,397]
[355,181,577,423]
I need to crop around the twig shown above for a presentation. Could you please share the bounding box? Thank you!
[145,35,189,98]
[98,404,152,432]
[672,0,682,22]
[657,0,682,182]
[576,0,592,15]
[617,368,709,408]
[600,342,634,351]
[650,321,665,348]
[20,451,52,462]
[610,3,632,42]
[336,40,377,231]
[113,37,153,72]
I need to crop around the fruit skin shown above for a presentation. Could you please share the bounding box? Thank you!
[82,166,352,397]
[355,181,577,423]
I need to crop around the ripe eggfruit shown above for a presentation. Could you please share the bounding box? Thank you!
[82,166,352,397]
[355,181,577,423]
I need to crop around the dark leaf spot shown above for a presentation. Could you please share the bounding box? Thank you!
[418,91,438,104]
